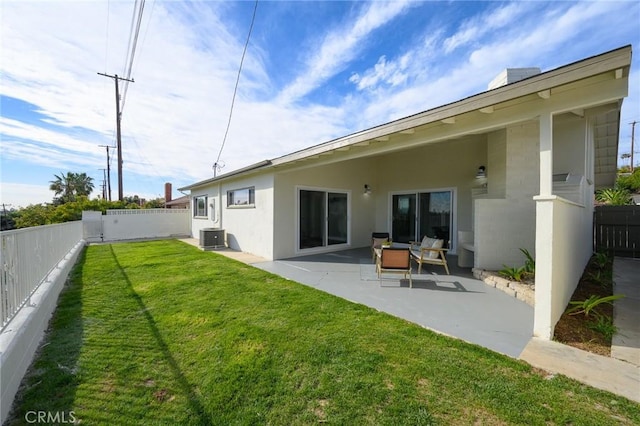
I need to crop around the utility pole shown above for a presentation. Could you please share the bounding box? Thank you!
[98,73,134,201]
[631,121,636,173]
[99,168,107,200]
[1,204,11,231]
[98,144,114,201]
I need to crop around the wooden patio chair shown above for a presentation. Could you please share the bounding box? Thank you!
[410,237,450,275]
[371,232,390,262]
[377,247,412,288]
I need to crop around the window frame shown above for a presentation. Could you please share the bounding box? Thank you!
[227,187,255,208]
[193,195,208,218]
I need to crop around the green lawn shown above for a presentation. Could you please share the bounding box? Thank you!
[7,240,640,425]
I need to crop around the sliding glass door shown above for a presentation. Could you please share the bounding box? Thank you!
[392,190,452,246]
[299,189,348,250]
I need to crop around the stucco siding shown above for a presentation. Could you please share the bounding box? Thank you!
[474,198,536,270]
[189,174,275,259]
[273,158,374,259]
[221,174,275,259]
[534,196,592,338]
[371,136,488,243]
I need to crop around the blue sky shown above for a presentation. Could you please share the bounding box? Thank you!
[1,1,639,207]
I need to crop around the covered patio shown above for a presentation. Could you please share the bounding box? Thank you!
[243,246,533,358]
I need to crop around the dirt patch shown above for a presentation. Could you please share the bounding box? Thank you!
[553,255,614,357]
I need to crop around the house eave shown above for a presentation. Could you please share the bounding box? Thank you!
[270,45,631,167]
[178,160,272,191]
[180,45,631,188]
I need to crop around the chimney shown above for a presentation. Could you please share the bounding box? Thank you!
[488,67,541,90]
[164,183,172,203]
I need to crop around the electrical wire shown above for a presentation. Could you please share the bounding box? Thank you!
[214,0,259,169]
[121,0,146,115]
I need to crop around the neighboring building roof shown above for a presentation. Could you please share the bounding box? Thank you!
[180,45,632,192]
[165,195,190,207]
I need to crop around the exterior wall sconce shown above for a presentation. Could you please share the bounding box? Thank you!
[475,166,487,179]
[364,184,372,194]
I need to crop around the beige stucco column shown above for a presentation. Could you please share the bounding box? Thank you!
[534,111,554,339]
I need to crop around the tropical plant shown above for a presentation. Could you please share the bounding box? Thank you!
[500,248,535,282]
[595,188,632,205]
[499,265,526,282]
[566,294,625,317]
[593,251,610,270]
[520,248,535,275]
[49,172,95,204]
[587,315,618,340]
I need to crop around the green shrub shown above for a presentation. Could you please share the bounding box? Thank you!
[595,188,632,205]
[499,265,526,282]
[587,315,618,340]
[566,294,624,317]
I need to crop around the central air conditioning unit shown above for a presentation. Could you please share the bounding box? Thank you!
[200,228,225,250]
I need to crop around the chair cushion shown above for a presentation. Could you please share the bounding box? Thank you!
[421,236,436,249]
[372,237,388,248]
[428,239,444,259]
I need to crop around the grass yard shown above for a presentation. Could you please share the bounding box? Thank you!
[7,240,640,425]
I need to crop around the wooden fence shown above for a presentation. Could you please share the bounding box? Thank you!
[594,206,640,258]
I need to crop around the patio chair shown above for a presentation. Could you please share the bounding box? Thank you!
[371,232,390,262]
[377,247,412,288]
[410,237,450,275]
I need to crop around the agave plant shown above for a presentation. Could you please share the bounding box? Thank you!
[595,188,632,205]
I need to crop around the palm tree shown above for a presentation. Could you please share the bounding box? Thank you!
[49,172,94,204]
[72,172,95,197]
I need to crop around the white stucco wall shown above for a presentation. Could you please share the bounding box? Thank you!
[271,136,487,259]
[273,158,374,259]
[534,196,592,339]
[221,174,275,259]
[102,210,191,241]
[474,122,539,270]
[188,174,275,259]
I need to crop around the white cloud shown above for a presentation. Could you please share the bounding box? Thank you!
[0,0,637,207]
[0,183,54,208]
[276,0,413,104]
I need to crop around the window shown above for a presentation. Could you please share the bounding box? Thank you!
[193,195,208,217]
[227,187,255,207]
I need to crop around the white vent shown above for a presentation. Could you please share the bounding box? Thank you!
[488,67,541,90]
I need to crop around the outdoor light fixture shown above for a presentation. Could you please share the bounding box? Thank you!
[364,184,372,194]
[476,166,486,179]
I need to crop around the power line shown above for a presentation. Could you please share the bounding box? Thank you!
[214,0,259,176]
[121,0,146,115]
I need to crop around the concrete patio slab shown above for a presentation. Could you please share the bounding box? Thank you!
[248,247,534,359]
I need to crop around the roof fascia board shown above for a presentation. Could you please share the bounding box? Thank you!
[274,75,627,171]
[271,46,631,166]
[179,160,272,191]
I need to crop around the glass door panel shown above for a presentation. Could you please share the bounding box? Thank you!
[299,190,325,249]
[418,191,451,246]
[392,194,416,243]
[327,192,348,245]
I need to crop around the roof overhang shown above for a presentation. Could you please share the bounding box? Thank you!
[179,160,272,191]
[181,45,631,191]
